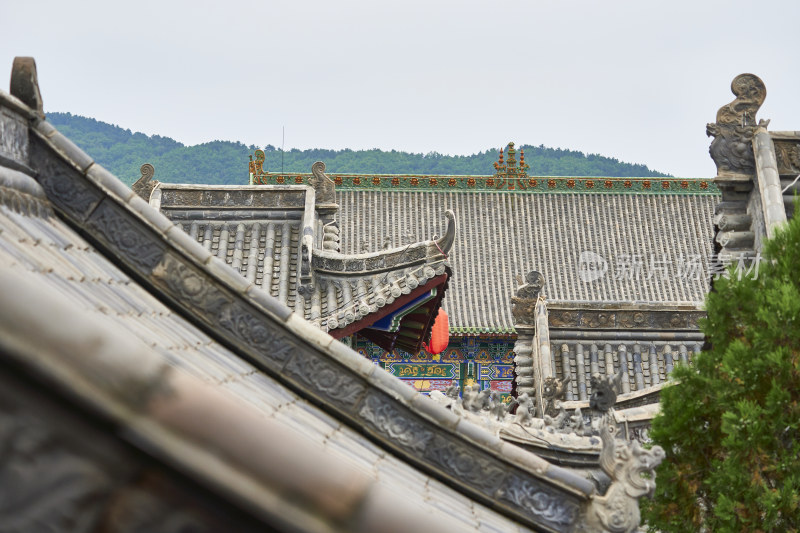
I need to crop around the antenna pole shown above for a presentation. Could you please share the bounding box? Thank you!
[281,126,285,174]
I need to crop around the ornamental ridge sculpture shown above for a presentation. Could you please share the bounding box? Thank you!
[511,270,544,325]
[132,163,158,201]
[430,369,665,533]
[707,73,768,175]
[492,141,533,190]
[311,161,336,205]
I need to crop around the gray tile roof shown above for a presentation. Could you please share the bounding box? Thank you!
[153,183,452,350]
[337,190,719,333]
[0,170,531,533]
[0,61,606,531]
[550,340,701,401]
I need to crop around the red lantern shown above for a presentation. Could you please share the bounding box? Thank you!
[425,308,449,355]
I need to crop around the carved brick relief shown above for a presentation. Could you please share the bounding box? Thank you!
[87,199,165,270]
[30,138,102,221]
[0,108,29,165]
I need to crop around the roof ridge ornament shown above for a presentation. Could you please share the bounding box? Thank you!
[715,73,766,127]
[492,141,532,190]
[584,411,665,532]
[132,163,158,201]
[707,73,769,176]
[511,270,544,326]
[10,57,44,118]
[434,210,456,255]
[311,161,336,205]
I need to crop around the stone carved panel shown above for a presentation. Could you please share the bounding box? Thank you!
[551,309,703,331]
[0,108,29,165]
[285,352,366,409]
[30,138,103,221]
[424,435,506,494]
[618,312,648,329]
[499,475,580,527]
[651,312,687,329]
[358,392,434,453]
[151,253,293,368]
[580,311,615,329]
[549,310,580,328]
[687,312,705,329]
[87,199,165,270]
[158,188,305,210]
[774,140,800,176]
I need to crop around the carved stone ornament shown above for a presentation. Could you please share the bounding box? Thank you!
[10,56,44,116]
[548,310,580,328]
[707,73,767,175]
[499,475,580,527]
[151,253,294,368]
[31,138,103,221]
[132,163,158,202]
[0,107,30,166]
[542,376,570,417]
[582,412,665,533]
[774,140,800,176]
[511,271,544,325]
[311,161,336,205]
[425,435,506,493]
[87,200,165,270]
[589,372,623,413]
[358,392,434,453]
[284,352,366,409]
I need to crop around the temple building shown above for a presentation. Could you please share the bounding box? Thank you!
[250,143,718,413]
[1,54,792,532]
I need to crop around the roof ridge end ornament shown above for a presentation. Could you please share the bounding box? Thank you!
[583,410,665,532]
[10,57,44,119]
[707,73,767,176]
[434,210,456,255]
[132,163,159,202]
[311,161,336,205]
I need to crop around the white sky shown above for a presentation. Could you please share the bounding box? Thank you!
[3,0,799,177]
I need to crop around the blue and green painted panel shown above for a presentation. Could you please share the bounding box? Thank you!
[354,334,517,402]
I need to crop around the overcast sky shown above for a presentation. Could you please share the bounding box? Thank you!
[3,0,799,177]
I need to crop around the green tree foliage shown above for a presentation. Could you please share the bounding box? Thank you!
[643,215,800,532]
[47,112,670,185]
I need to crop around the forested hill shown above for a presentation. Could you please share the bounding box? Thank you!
[47,112,670,186]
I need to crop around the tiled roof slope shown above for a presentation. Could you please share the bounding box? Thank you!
[336,190,719,333]
[552,340,701,402]
[0,171,526,533]
[152,182,453,352]
[2,59,606,531]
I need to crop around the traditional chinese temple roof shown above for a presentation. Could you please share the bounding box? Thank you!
[137,170,455,354]
[254,170,719,334]
[4,56,657,533]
